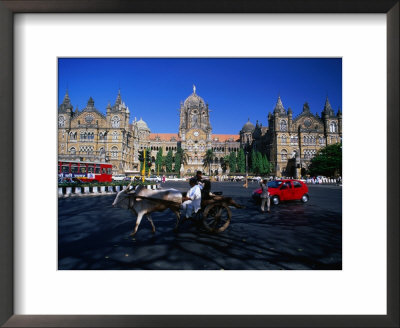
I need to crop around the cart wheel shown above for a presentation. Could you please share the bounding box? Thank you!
[202,204,231,233]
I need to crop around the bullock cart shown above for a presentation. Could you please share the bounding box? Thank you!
[113,183,243,235]
[132,193,238,233]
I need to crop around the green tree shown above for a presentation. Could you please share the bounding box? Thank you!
[228,152,237,173]
[255,151,263,174]
[261,154,271,174]
[155,148,163,174]
[236,148,245,173]
[308,143,342,177]
[164,149,173,173]
[174,151,181,174]
[203,149,214,176]
[251,150,257,173]
[221,155,229,173]
[173,147,188,177]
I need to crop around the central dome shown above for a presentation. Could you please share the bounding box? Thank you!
[135,118,150,131]
[241,119,255,133]
[184,85,206,108]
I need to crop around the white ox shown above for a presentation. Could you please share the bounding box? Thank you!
[112,183,182,236]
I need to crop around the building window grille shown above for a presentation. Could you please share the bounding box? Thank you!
[111,147,118,158]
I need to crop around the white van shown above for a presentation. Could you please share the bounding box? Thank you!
[112,174,126,181]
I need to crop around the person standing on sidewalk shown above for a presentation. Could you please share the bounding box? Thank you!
[260,179,270,213]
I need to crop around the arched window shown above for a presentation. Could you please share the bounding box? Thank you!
[329,122,337,132]
[111,146,118,158]
[112,131,118,141]
[280,120,287,131]
[281,135,287,144]
[281,149,288,161]
[69,147,76,155]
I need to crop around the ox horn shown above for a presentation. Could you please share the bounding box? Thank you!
[125,180,133,193]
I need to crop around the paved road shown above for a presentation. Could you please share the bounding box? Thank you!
[58,182,342,270]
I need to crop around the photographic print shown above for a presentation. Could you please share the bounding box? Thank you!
[58,58,342,270]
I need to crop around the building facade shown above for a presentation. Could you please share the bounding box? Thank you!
[58,87,341,177]
[239,96,342,178]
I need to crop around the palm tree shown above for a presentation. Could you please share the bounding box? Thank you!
[221,155,229,173]
[180,148,188,165]
[174,147,188,177]
[203,149,214,176]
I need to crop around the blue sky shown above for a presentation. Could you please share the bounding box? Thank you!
[58,58,342,134]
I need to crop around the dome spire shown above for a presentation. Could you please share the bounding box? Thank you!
[115,89,122,105]
[193,84,196,94]
[62,89,70,104]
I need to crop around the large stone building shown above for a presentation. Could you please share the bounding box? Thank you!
[240,96,342,177]
[58,86,341,177]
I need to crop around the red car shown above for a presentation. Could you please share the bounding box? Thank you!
[252,179,309,205]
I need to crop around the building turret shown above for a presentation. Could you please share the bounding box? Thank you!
[58,90,73,113]
[322,96,335,117]
[87,96,95,109]
[240,118,255,146]
[273,95,286,115]
[302,102,311,113]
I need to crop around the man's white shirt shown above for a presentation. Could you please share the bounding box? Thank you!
[187,184,201,213]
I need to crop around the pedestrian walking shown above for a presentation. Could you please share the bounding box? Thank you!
[260,179,270,213]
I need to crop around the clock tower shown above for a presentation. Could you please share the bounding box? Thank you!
[178,85,212,173]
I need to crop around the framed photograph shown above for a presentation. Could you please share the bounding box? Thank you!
[0,1,398,327]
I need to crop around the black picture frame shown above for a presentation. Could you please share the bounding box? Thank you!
[0,1,398,327]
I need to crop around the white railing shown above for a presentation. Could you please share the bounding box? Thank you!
[305,178,340,185]
[58,183,158,198]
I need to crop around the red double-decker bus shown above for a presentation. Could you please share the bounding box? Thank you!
[58,160,112,183]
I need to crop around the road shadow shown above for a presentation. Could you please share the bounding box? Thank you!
[58,193,341,270]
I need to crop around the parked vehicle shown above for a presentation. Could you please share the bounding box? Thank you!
[112,174,126,181]
[145,175,161,183]
[252,179,309,205]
